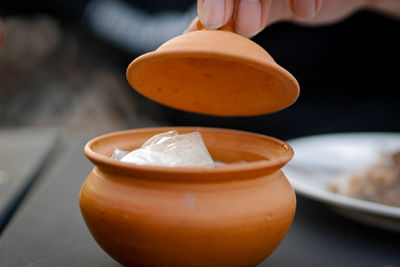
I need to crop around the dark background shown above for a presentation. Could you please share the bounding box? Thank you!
[1,0,399,140]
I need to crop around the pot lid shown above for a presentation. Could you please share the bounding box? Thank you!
[127,29,299,117]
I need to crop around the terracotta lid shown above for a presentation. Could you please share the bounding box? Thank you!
[127,25,299,117]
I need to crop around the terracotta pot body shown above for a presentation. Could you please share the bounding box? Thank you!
[80,127,296,267]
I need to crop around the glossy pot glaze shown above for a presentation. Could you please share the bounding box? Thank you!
[80,127,296,267]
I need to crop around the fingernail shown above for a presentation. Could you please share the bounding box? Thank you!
[235,0,262,38]
[291,0,318,19]
[199,0,226,30]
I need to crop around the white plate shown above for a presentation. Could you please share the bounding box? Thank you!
[283,132,400,231]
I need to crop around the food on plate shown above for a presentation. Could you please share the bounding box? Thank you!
[329,151,400,207]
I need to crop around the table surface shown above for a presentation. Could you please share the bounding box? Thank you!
[0,128,57,232]
[0,129,399,267]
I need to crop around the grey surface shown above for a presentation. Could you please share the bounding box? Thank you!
[0,137,399,266]
[263,200,400,267]
[0,138,116,266]
[0,127,57,230]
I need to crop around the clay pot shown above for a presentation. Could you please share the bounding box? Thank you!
[126,24,299,117]
[80,127,296,267]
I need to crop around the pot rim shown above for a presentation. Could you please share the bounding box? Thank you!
[84,127,294,181]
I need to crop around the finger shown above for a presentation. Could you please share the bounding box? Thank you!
[260,0,272,31]
[235,0,263,38]
[266,0,321,26]
[263,0,365,27]
[198,0,234,30]
[290,0,322,20]
[288,0,362,25]
[184,17,200,33]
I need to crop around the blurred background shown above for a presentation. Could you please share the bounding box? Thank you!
[0,0,399,140]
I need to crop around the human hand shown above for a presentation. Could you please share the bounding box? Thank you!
[185,0,400,38]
